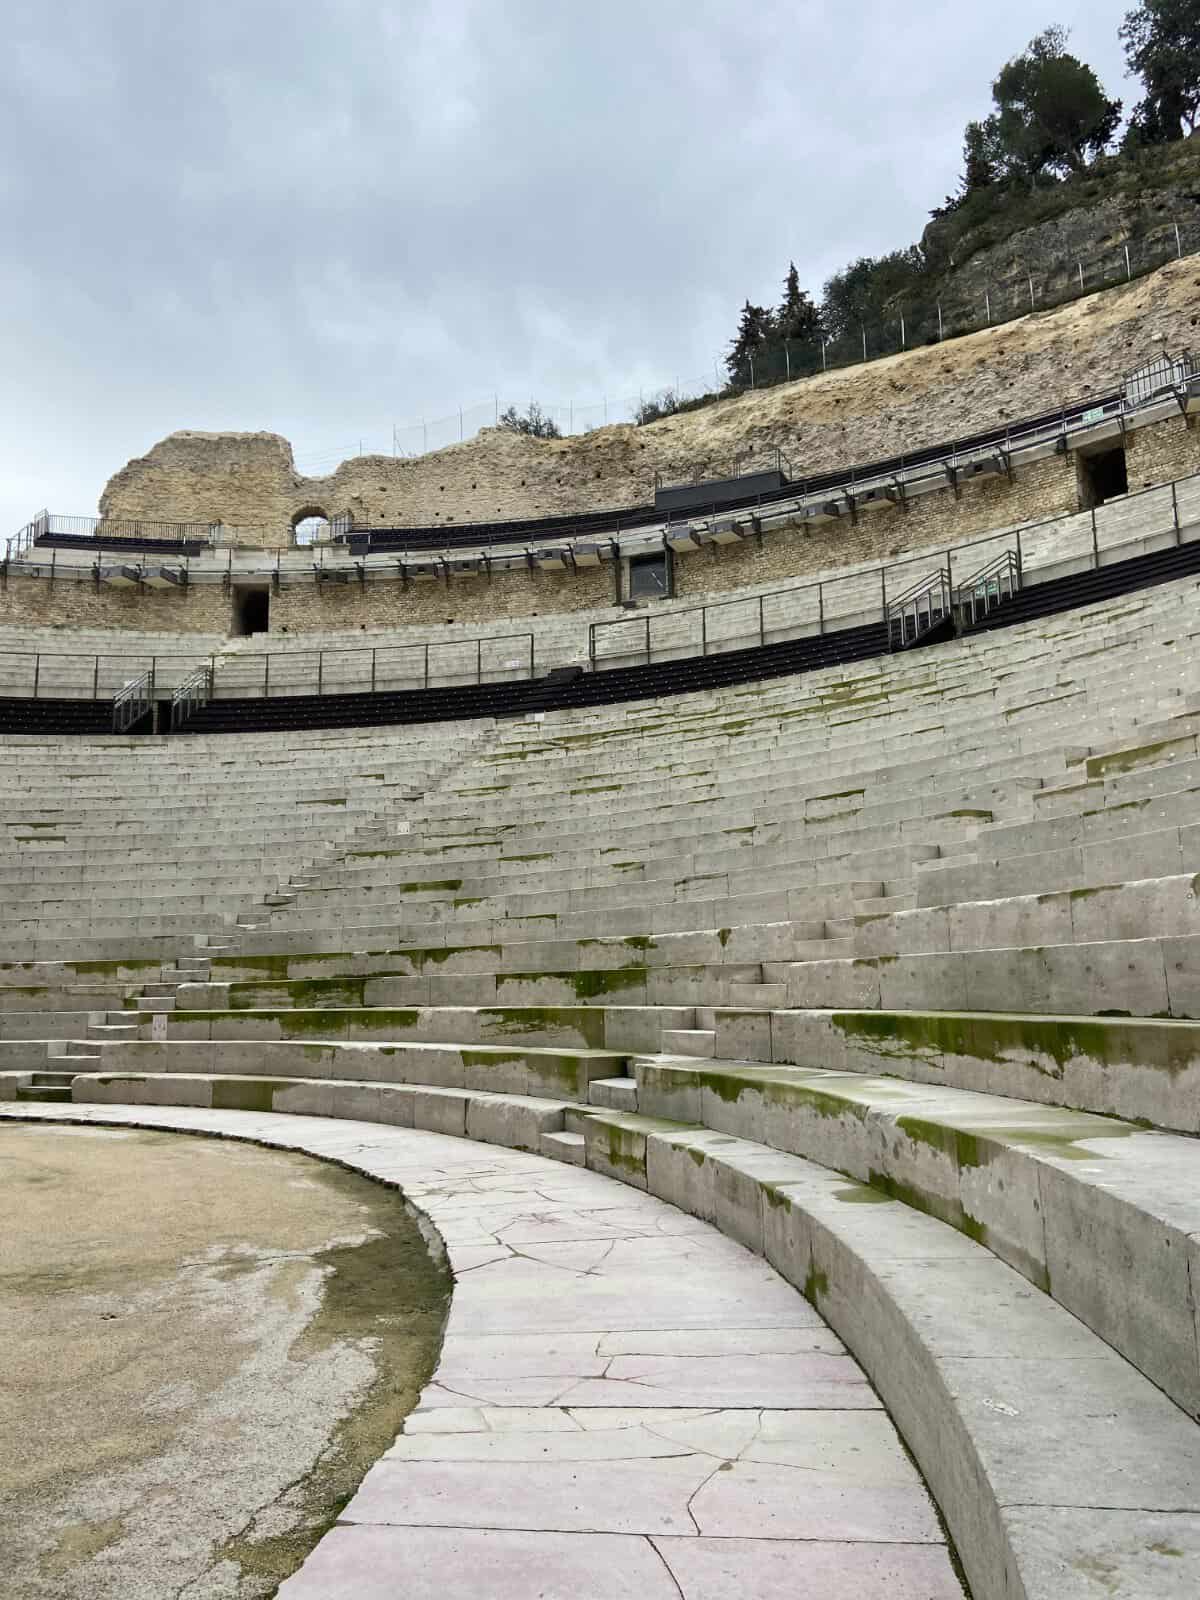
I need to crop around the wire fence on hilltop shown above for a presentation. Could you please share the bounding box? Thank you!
[293,220,1200,477]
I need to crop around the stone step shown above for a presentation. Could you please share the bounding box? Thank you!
[660,1028,716,1057]
[539,1129,586,1165]
[15,1083,72,1102]
[725,982,788,1008]
[633,1053,1200,1417]
[587,1076,639,1111]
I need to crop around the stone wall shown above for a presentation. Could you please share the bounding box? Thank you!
[1125,412,1200,490]
[0,575,232,634]
[19,423,1195,639]
[97,257,1200,541]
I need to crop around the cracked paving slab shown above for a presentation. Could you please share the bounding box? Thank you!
[1,1104,967,1600]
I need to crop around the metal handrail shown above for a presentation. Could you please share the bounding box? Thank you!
[590,450,1195,667]
[170,664,214,731]
[112,667,155,734]
[885,565,952,652]
[225,630,538,699]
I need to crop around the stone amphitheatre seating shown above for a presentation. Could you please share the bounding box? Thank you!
[5,569,1200,1593]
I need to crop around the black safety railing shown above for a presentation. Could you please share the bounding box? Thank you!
[112,668,155,734]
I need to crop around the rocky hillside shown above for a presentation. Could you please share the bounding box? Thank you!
[924,136,1200,328]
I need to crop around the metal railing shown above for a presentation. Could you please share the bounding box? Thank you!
[213,631,538,700]
[954,549,1022,628]
[589,467,1197,668]
[1123,351,1197,409]
[170,663,214,730]
[112,668,155,734]
[886,566,953,650]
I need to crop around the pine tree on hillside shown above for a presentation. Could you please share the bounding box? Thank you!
[777,263,821,344]
[725,302,774,387]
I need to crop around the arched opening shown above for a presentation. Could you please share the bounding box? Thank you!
[292,507,331,547]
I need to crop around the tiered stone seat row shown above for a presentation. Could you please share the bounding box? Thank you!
[6,568,1200,1593]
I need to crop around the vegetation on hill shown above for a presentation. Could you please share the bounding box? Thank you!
[635,5,1200,422]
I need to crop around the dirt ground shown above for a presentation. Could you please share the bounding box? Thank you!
[0,1122,450,1599]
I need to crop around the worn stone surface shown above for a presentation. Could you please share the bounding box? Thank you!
[1,1106,965,1600]
[0,1122,449,1600]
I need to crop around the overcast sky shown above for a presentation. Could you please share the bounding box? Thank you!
[1,0,1135,533]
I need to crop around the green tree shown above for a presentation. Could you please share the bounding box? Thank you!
[820,249,926,344]
[497,402,561,439]
[725,301,774,387]
[776,262,821,344]
[991,26,1122,177]
[1121,0,1200,142]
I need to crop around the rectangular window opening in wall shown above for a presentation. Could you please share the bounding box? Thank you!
[232,588,270,637]
[628,551,672,601]
[1077,445,1128,510]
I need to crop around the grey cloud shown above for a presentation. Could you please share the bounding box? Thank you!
[1,0,1132,529]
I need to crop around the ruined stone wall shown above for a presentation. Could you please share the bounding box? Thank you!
[97,258,1200,540]
[7,437,1133,637]
[0,575,232,634]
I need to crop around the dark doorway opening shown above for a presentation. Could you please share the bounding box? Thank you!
[1078,446,1128,509]
[233,589,270,636]
[628,551,672,600]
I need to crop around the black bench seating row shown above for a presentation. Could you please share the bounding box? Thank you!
[33,533,206,557]
[0,697,113,735]
[178,622,891,734]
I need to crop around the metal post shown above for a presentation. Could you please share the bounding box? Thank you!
[645,615,651,665]
[476,638,482,683]
[818,582,824,635]
[821,340,827,372]
[1091,507,1099,569]
[881,567,887,625]
[860,324,866,362]
[1027,273,1034,311]
[1172,479,1181,545]
[424,643,429,688]
[317,650,323,695]
[33,654,40,699]
[1078,261,1084,292]
[92,656,99,699]
[785,343,791,381]
[264,652,270,699]
[1175,222,1182,258]
[749,355,755,389]
[371,649,377,692]
[900,311,906,349]
[1015,527,1023,579]
[758,594,764,647]
[985,289,991,325]
[937,302,943,341]
[701,605,707,656]
[1125,243,1132,281]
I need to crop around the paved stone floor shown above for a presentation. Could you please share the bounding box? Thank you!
[1,1104,967,1599]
